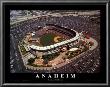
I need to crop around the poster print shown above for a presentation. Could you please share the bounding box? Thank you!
[1,0,109,86]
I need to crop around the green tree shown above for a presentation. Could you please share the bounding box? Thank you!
[28,58,35,65]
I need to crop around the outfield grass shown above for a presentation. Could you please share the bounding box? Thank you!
[40,33,63,46]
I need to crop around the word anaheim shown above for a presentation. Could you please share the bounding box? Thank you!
[36,73,76,79]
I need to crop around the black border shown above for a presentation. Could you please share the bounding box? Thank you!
[2,2,107,84]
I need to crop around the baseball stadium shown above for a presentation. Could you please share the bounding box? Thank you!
[10,10,100,73]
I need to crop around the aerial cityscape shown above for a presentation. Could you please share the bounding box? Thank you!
[10,10,100,73]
